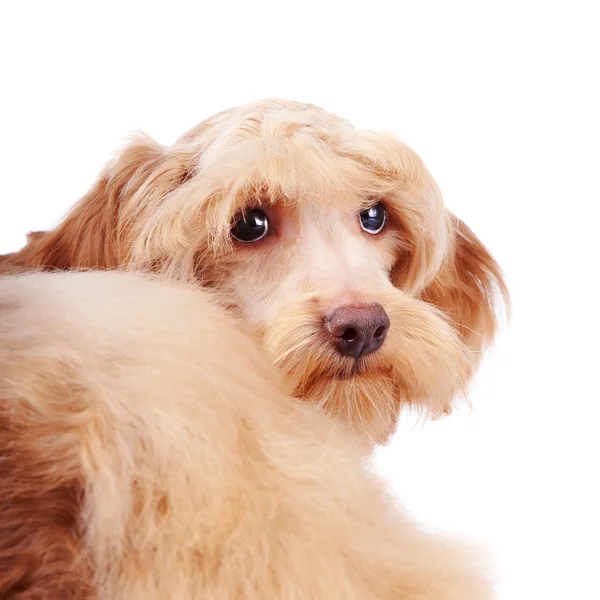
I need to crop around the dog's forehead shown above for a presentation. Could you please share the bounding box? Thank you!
[178,99,353,148]
[170,99,441,256]
[178,100,432,208]
[190,106,411,217]
[200,106,354,169]
[224,99,354,136]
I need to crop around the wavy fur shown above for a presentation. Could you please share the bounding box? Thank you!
[0,271,494,598]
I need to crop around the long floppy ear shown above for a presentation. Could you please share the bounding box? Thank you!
[12,135,192,270]
[421,215,508,360]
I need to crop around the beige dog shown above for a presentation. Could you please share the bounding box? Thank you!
[0,99,507,598]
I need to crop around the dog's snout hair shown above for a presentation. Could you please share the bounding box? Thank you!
[0,98,508,443]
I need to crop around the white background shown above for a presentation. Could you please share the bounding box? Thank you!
[1,2,598,598]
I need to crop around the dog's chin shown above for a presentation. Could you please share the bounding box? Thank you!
[295,369,401,445]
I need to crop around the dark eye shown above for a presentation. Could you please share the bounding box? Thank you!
[359,202,387,234]
[231,209,269,243]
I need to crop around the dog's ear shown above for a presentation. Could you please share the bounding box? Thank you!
[16,135,192,270]
[420,215,508,360]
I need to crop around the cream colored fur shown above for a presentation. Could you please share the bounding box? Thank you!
[0,271,493,599]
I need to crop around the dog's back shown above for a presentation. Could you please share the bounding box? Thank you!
[0,271,492,599]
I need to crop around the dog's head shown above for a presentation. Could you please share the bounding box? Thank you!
[17,99,507,444]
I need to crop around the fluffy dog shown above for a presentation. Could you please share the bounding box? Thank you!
[0,99,507,598]
[1,99,506,444]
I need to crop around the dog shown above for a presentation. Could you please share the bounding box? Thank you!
[0,99,507,598]
[0,99,507,444]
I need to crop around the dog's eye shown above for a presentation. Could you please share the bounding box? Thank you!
[359,202,387,234]
[231,209,269,243]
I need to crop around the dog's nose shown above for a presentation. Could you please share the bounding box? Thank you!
[325,304,390,359]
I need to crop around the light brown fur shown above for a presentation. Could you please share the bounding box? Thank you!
[0,99,507,597]
[1,271,493,599]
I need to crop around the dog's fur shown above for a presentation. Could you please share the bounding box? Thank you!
[1,271,494,599]
[0,99,507,597]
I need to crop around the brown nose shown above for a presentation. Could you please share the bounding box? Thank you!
[325,304,390,359]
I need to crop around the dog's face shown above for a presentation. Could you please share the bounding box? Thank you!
[14,100,506,444]
[209,199,465,444]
